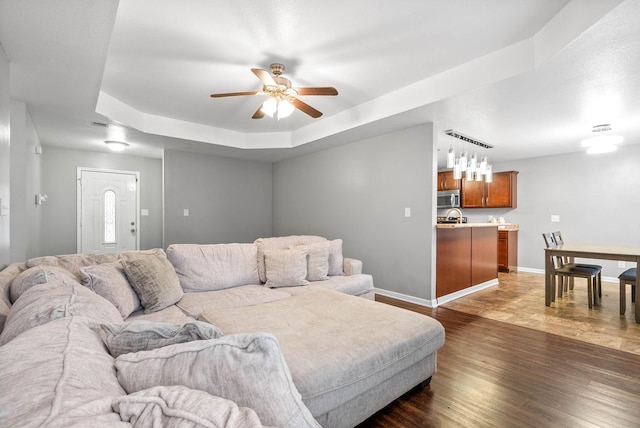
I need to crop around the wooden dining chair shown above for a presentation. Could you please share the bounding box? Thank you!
[619,267,636,315]
[542,232,602,308]
[552,231,602,299]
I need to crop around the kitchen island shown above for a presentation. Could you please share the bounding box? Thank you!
[436,223,501,303]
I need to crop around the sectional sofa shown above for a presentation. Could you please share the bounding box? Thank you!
[0,235,445,427]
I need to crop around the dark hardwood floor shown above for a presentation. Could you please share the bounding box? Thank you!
[358,296,640,427]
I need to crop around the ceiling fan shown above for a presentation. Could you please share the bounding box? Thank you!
[210,63,338,119]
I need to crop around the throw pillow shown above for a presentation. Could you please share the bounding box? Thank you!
[114,385,264,428]
[121,253,183,314]
[9,265,79,303]
[101,320,224,358]
[264,247,309,288]
[115,333,320,428]
[327,239,344,276]
[80,262,142,318]
[303,241,330,281]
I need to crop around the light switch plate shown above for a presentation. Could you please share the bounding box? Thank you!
[183,208,189,217]
[141,209,149,216]
[618,261,626,268]
[404,207,411,218]
[551,215,560,222]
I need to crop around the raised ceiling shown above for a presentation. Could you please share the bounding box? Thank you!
[1,0,638,165]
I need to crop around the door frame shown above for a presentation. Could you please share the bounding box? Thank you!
[76,167,141,253]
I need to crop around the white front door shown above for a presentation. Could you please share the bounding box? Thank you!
[77,168,139,254]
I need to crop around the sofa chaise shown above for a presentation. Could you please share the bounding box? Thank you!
[0,235,445,427]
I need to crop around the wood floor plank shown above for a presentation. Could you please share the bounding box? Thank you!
[358,296,640,427]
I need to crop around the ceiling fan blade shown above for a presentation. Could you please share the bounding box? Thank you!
[210,91,259,98]
[252,104,265,119]
[251,68,276,87]
[291,98,323,118]
[295,87,338,96]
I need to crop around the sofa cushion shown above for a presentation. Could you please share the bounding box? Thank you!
[26,252,120,279]
[304,241,330,281]
[255,235,327,283]
[115,333,320,428]
[0,316,128,427]
[176,285,291,318]
[114,385,264,428]
[0,280,122,346]
[167,243,260,292]
[80,262,142,318]
[122,252,183,314]
[264,247,310,288]
[279,274,374,298]
[327,239,344,276]
[101,320,224,358]
[0,263,26,333]
[10,265,79,303]
[200,290,445,419]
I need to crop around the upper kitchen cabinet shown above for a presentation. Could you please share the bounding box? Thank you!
[461,171,518,208]
[437,171,461,191]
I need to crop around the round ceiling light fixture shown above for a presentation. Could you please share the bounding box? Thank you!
[581,124,622,154]
[105,140,129,152]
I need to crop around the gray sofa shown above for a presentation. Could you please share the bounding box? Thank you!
[0,235,445,427]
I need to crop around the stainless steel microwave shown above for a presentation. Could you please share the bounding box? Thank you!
[437,189,460,209]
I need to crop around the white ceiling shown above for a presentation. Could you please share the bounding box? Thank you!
[1,0,638,166]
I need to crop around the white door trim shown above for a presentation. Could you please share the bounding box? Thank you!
[76,167,141,253]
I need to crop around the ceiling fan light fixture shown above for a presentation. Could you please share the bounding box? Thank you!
[261,97,277,117]
[277,99,294,119]
[105,140,129,152]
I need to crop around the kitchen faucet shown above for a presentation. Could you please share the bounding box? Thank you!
[446,208,463,224]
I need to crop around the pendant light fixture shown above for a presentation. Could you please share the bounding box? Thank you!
[444,129,494,183]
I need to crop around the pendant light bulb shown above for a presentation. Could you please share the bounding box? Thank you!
[453,160,462,179]
[485,165,493,183]
[447,147,455,168]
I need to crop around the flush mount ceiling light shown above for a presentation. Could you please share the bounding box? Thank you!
[104,140,129,152]
[581,124,623,154]
[444,129,494,182]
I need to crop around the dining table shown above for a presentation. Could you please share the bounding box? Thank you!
[544,243,640,322]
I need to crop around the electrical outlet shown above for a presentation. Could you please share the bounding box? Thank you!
[618,261,626,268]
[551,215,560,222]
[404,207,411,218]
[183,209,189,217]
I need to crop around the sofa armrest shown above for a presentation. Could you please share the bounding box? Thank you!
[343,258,363,276]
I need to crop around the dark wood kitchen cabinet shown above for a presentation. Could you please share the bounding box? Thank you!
[437,171,461,191]
[436,226,498,298]
[461,170,518,208]
[498,229,518,273]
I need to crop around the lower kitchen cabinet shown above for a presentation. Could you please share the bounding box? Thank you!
[436,226,498,298]
[498,229,518,273]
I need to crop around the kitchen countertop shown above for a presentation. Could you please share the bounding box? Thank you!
[436,223,519,231]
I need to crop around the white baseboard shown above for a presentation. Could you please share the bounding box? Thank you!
[373,288,437,308]
[435,278,499,306]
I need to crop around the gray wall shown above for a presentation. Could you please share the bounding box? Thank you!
[41,147,163,256]
[10,101,42,262]
[0,45,9,268]
[163,150,272,246]
[273,124,437,300]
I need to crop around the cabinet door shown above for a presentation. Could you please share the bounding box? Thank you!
[471,227,498,284]
[437,171,460,191]
[461,179,485,208]
[436,228,472,297]
[498,231,508,271]
[486,171,517,208]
